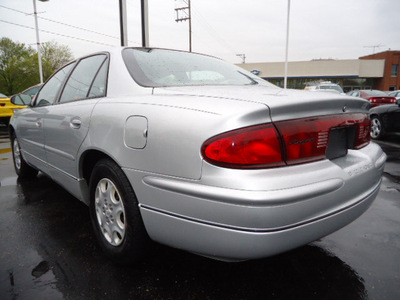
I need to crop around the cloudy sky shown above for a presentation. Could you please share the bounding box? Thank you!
[1,0,399,64]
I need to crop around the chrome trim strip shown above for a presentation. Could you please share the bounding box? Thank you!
[140,180,381,233]
[142,176,344,206]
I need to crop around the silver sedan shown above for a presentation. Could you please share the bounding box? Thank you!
[9,48,386,264]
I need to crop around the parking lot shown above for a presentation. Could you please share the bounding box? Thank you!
[0,124,399,300]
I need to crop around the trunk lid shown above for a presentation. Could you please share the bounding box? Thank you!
[153,85,371,122]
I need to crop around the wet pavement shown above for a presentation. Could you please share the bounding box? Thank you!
[0,124,399,300]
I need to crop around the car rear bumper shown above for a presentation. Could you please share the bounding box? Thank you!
[139,180,380,261]
[125,142,386,261]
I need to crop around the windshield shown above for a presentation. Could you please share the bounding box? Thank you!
[122,48,272,88]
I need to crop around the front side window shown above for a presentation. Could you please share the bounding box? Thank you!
[34,63,74,107]
[60,54,107,103]
[122,48,273,88]
[23,85,41,97]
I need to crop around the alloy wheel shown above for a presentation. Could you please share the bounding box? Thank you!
[94,178,126,246]
[370,118,381,139]
[13,139,22,170]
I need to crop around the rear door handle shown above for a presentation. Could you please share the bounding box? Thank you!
[70,118,82,129]
[35,119,42,128]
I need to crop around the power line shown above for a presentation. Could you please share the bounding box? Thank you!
[0,4,118,40]
[0,4,140,46]
[190,9,238,60]
[0,19,116,47]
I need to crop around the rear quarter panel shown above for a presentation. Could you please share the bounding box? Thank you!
[81,95,271,180]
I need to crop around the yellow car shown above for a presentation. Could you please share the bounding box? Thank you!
[1,85,42,125]
[0,92,27,126]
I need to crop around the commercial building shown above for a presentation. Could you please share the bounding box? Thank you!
[238,50,399,92]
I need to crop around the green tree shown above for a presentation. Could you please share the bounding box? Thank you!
[0,38,74,95]
[41,41,74,81]
[0,37,36,95]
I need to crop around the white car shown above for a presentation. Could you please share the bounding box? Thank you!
[305,81,345,94]
[9,48,386,264]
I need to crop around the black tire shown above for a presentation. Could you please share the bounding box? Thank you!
[89,158,149,264]
[370,116,385,140]
[11,132,38,178]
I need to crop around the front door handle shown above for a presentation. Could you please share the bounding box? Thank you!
[35,119,42,128]
[70,118,82,129]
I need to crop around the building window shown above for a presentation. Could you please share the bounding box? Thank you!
[391,64,399,77]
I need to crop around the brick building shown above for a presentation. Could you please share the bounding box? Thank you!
[360,51,400,91]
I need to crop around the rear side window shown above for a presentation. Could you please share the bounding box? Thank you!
[60,54,108,103]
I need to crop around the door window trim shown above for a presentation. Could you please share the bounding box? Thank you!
[55,52,110,105]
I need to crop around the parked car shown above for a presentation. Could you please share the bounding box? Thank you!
[388,90,400,100]
[304,81,344,94]
[347,90,397,108]
[369,98,400,139]
[9,48,386,264]
[0,92,26,125]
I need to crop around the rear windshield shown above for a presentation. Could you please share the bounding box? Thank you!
[320,85,344,93]
[365,90,388,97]
[122,48,272,88]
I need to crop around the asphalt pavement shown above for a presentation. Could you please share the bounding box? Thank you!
[0,125,399,300]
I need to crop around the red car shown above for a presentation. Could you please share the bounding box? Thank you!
[347,90,397,108]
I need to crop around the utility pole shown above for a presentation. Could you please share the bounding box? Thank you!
[141,0,149,47]
[175,0,192,52]
[119,0,128,46]
[236,54,246,64]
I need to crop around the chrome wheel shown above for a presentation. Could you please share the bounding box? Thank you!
[370,117,382,139]
[13,139,22,171]
[94,178,126,246]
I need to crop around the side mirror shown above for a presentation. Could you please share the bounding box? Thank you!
[10,93,32,106]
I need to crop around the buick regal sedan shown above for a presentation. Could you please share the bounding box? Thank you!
[9,48,386,264]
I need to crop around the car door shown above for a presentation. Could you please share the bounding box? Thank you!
[42,54,109,181]
[15,63,74,172]
[386,103,400,132]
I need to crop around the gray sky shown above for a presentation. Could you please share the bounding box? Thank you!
[1,0,399,64]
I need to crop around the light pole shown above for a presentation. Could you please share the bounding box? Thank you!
[284,0,291,89]
[33,0,49,84]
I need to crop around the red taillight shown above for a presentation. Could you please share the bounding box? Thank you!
[275,114,370,164]
[201,124,285,168]
[369,97,376,103]
[202,114,370,169]
[0,103,5,107]
[391,97,397,103]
